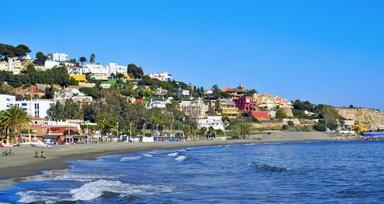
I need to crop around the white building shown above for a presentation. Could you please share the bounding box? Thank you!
[44,61,61,69]
[15,100,54,119]
[146,99,167,109]
[179,98,208,119]
[155,88,168,97]
[106,63,127,77]
[47,53,69,62]
[379,125,384,131]
[0,94,16,111]
[83,64,108,80]
[176,88,190,96]
[148,72,173,82]
[54,87,93,104]
[0,59,23,74]
[196,116,225,130]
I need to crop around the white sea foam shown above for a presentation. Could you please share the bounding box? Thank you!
[177,149,187,152]
[175,155,187,162]
[142,153,153,157]
[70,179,173,201]
[120,156,142,162]
[54,173,114,182]
[17,191,61,204]
[167,152,179,157]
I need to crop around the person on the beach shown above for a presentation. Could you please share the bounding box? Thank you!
[34,151,39,158]
[40,150,46,159]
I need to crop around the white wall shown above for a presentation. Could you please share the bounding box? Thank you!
[197,116,225,130]
[15,100,54,119]
[0,94,16,111]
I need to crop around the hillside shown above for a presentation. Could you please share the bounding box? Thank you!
[336,108,384,130]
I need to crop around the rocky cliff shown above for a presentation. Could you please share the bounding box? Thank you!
[336,108,384,130]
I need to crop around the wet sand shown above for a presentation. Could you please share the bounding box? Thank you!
[0,132,331,180]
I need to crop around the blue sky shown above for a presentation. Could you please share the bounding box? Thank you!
[1,0,383,110]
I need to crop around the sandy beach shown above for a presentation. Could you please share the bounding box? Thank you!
[0,132,331,180]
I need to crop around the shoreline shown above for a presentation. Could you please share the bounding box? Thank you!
[0,133,332,180]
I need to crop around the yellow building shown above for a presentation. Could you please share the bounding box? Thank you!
[124,74,135,81]
[353,123,368,132]
[216,99,240,118]
[70,74,87,82]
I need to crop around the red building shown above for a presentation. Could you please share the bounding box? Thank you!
[234,96,257,112]
[136,98,145,103]
[251,111,270,120]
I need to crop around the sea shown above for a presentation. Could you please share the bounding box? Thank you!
[1,140,384,203]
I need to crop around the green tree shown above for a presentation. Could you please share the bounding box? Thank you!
[314,121,326,132]
[0,106,31,144]
[15,44,31,58]
[127,64,144,79]
[34,51,48,66]
[79,87,100,99]
[197,127,207,138]
[0,43,30,60]
[47,100,81,121]
[227,117,251,139]
[79,56,87,65]
[83,104,98,123]
[275,109,288,119]
[44,86,55,99]
[207,127,216,139]
[90,53,96,64]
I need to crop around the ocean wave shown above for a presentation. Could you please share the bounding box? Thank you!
[70,179,173,201]
[248,162,289,173]
[54,173,114,182]
[120,156,142,162]
[175,155,187,162]
[177,149,187,152]
[142,153,153,157]
[168,152,179,157]
[17,191,61,204]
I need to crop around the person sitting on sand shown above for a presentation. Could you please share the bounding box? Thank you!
[8,148,14,156]
[34,151,39,158]
[40,150,46,159]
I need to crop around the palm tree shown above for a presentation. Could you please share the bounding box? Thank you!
[0,111,7,143]
[90,53,96,64]
[1,106,31,144]
[79,56,87,66]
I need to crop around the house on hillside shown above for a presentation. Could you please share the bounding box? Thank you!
[146,99,167,109]
[148,72,173,81]
[196,116,225,130]
[215,99,240,118]
[83,64,108,80]
[179,98,208,119]
[106,63,127,77]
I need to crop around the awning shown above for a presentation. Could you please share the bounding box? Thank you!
[44,135,61,139]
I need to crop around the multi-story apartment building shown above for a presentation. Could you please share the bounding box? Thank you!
[106,63,127,77]
[234,96,257,112]
[47,53,69,62]
[179,98,208,119]
[215,99,240,118]
[15,100,54,119]
[0,94,16,111]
